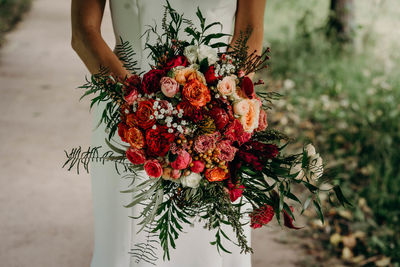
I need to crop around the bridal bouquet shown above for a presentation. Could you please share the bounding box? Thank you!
[64,2,348,264]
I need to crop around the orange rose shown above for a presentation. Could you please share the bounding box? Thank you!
[126,113,136,127]
[205,167,228,182]
[125,127,145,149]
[182,79,211,108]
[134,100,156,129]
[174,67,206,85]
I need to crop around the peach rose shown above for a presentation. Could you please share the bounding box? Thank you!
[205,167,229,182]
[182,79,211,107]
[233,99,250,116]
[174,67,206,85]
[162,167,182,180]
[217,76,236,96]
[256,109,268,132]
[239,99,260,133]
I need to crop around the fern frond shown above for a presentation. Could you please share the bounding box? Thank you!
[115,37,140,74]
[63,146,130,174]
[130,222,160,266]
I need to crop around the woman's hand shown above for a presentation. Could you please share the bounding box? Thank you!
[71,0,130,77]
[230,0,267,79]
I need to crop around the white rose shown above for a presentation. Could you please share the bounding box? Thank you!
[184,45,199,64]
[198,45,219,65]
[305,144,316,157]
[180,172,202,188]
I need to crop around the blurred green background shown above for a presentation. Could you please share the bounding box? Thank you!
[263,0,400,266]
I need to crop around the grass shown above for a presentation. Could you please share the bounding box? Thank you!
[0,0,31,45]
[263,0,400,265]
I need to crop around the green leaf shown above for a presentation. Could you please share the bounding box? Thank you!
[313,200,324,225]
[303,181,318,193]
[301,195,312,214]
[333,185,352,206]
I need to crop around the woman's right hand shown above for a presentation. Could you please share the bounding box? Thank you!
[71,0,130,77]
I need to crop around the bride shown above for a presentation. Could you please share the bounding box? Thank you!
[71,0,266,266]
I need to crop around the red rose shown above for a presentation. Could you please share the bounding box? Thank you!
[237,132,252,146]
[250,205,275,229]
[170,149,192,170]
[237,150,263,171]
[134,100,156,129]
[204,65,220,84]
[191,160,205,173]
[126,147,146,165]
[145,125,175,157]
[141,69,165,94]
[118,122,128,142]
[227,181,245,202]
[246,141,279,159]
[208,107,229,130]
[177,101,203,122]
[144,159,163,178]
[241,76,255,99]
[124,75,141,95]
[164,55,188,71]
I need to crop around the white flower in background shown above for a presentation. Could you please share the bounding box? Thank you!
[291,144,324,181]
[184,45,198,64]
[180,172,202,188]
[198,45,219,65]
[305,144,316,157]
[307,154,324,180]
[290,163,305,180]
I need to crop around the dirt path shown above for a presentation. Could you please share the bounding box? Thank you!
[0,1,301,266]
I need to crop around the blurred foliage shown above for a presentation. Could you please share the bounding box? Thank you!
[0,0,31,45]
[263,0,400,265]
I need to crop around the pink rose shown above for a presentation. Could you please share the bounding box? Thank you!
[190,160,205,173]
[233,99,250,116]
[194,134,217,153]
[162,167,182,180]
[160,77,179,98]
[256,109,268,132]
[144,159,163,178]
[170,149,192,170]
[216,140,238,162]
[217,76,236,96]
[126,147,146,165]
[124,88,138,105]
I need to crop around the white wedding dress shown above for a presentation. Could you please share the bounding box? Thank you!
[90,1,251,266]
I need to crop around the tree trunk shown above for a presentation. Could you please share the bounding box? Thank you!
[327,0,355,43]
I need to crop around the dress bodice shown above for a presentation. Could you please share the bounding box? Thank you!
[109,0,237,72]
